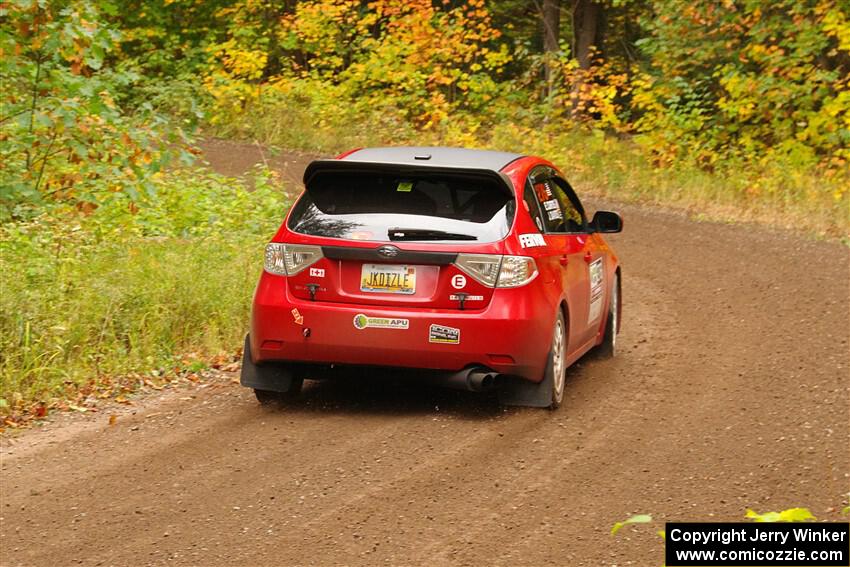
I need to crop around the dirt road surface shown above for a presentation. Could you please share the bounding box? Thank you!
[2,140,848,567]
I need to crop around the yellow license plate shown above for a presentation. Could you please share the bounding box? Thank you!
[360,264,416,294]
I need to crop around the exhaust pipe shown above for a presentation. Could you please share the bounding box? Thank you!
[436,367,500,392]
[467,370,498,392]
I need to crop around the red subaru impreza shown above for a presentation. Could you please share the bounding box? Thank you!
[241,147,622,408]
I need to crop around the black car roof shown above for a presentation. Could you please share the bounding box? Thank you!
[340,146,524,172]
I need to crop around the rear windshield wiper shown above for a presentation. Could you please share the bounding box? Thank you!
[388,228,477,241]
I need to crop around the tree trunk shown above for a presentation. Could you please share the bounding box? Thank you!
[543,0,560,55]
[542,0,560,99]
[570,0,604,119]
[573,0,601,70]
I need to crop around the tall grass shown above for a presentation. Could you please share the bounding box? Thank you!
[0,167,288,412]
[217,92,849,239]
[489,125,849,237]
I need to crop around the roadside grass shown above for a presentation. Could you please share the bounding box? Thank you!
[219,98,850,239]
[491,125,849,239]
[0,166,288,424]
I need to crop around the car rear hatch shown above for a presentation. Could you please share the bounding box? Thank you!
[282,162,516,310]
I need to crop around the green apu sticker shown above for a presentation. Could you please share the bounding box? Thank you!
[397,181,413,192]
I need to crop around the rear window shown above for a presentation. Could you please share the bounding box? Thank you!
[288,170,515,243]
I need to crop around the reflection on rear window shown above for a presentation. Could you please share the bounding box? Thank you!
[288,170,515,243]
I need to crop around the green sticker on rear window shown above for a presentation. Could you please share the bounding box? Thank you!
[397,181,413,192]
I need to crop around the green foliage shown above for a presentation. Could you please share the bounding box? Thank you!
[634,0,850,175]
[0,0,190,219]
[106,0,225,122]
[6,0,847,227]
[111,0,225,79]
[204,0,512,137]
[0,166,288,413]
[185,0,849,235]
[7,0,845,229]
[189,0,850,178]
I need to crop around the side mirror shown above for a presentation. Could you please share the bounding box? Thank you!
[589,210,623,233]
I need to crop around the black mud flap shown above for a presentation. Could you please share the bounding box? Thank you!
[240,335,295,393]
[497,350,554,408]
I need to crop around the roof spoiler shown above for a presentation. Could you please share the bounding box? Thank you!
[302,160,516,196]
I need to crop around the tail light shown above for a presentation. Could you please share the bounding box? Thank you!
[454,254,502,287]
[264,243,323,276]
[455,254,538,288]
[496,256,538,287]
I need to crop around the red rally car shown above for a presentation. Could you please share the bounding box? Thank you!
[241,147,622,408]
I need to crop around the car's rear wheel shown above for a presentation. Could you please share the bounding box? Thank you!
[595,272,619,359]
[254,388,279,405]
[254,378,303,405]
[495,311,568,409]
[548,310,567,409]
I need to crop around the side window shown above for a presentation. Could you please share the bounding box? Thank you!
[527,168,587,233]
[523,183,545,232]
[551,176,586,233]
[530,176,565,232]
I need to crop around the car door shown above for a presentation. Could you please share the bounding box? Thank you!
[548,173,606,346]
[525,167,592,354]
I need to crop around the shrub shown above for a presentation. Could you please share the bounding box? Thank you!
[0,166,289,414]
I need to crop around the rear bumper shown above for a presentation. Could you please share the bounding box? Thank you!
[250,273,554,382]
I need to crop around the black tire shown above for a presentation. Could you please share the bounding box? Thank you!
[496,312,567,409]
[254,389,281,405]
[254,376,303,404]
[595,272,619,359]
[547,310,567,409]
